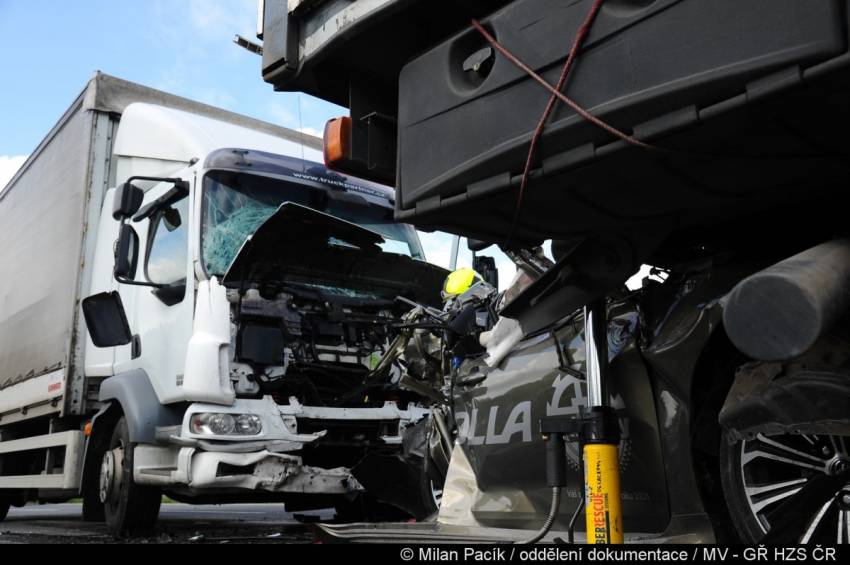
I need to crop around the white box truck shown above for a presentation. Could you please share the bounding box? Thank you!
[0,73,447,534]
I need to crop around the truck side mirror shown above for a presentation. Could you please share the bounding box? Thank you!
[473,255,499,289]
[112,182,145,220]
[82,291,132,347]
[468,238,493,252]
[114,223,140,283]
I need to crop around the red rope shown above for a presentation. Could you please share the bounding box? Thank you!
[470,8,654,244]
[506,0,604,244]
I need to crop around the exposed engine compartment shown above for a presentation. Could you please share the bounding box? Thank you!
[228,285,405,408]
[209,198,456,517]
[222,280,446,515]
[216,201,449,412]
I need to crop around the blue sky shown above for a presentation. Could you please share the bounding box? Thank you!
[0,0,519,283]
[0,0,342,156]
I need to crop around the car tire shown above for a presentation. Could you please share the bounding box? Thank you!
[102,416,162,536]
[720,429,850,543]
[719,433,771,542]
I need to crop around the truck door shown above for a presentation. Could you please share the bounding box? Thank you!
[84,188,124,377]
[115,181,194,404]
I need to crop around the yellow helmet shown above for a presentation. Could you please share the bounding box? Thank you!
[442,267,483,301]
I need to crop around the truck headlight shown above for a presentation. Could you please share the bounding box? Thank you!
[190,413,263,436]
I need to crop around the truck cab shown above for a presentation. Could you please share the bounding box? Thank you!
[82,103,447,532]
[0,75,446,534]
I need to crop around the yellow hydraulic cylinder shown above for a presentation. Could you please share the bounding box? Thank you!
[583,443,623,544]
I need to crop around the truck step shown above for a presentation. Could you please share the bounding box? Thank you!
[0,430,85,490]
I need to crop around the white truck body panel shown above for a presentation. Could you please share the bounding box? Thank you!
[114,103,322,169]
[0,369,64,422]
[0,91,105,425]
[0,72,320,426]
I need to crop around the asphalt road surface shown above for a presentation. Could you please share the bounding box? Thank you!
[0,503,333,544]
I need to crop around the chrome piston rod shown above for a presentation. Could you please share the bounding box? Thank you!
[584,300,608,409]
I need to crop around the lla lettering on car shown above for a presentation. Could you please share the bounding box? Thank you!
[455,374,631,469]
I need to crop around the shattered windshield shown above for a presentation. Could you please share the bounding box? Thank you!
[202,170,425,276]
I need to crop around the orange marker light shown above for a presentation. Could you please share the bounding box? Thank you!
[323,116,352,167]
[84,421,93,437]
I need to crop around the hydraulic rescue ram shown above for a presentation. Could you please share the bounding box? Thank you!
[580,301,623,544]
[537,300,623,545]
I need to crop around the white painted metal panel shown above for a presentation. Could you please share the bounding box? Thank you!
[113,103,322,169]
[0,369,64,419]
[0,99,93,415]
[0,430,84,490]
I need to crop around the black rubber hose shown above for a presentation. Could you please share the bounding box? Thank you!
[516,487,562,545]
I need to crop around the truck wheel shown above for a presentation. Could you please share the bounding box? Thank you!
[100,416,161,536]
[720,430,850,543]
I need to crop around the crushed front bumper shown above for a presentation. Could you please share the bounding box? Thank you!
[134,445,362,495]
[132,396,428,496]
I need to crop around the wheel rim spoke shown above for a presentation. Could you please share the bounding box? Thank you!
[746,477,807,497]
[830,436,843,456]
[738,432,850,543]
[801,499,833,543]
[742,434,829,473]
[838,510,849,543]
[845,509,850,543]
[746,478,807,514]
[430,480,443,507]
[742,448,827,473]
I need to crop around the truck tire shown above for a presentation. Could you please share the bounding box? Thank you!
[101,416,161,536]
[0,497,10,522]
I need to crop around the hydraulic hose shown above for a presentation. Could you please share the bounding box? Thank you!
[516,486,562,545]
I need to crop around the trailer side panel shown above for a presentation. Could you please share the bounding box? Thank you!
[0,98,94,423]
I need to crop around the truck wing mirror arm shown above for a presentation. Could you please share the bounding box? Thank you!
[132,181,190,222]
[113,176,186,221]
